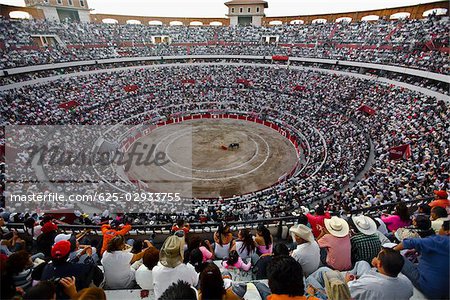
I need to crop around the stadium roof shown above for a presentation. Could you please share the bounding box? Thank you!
[224,0,268,8]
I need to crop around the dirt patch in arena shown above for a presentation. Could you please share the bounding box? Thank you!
[126,119,299,198]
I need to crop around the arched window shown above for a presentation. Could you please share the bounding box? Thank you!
[290,20,304,25]
[170,21,183,26]
[390,12,411,20]
[422,8,447,17]
[9,11,31,19]
[269,20,283,26]
[126,20,141,25]
[149,20,163,26]
[210,21,223,26]
[361,15,379,22]
[190,21,203,26]
[335,17,352,23]
[102,18,118,24]
[312,18,327,24]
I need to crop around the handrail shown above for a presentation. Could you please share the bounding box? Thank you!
[4,197,432,232]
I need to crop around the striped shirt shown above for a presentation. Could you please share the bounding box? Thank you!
[350,233,381,264]
[13,268,33,291]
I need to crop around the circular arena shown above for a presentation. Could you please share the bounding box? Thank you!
[0,1,449,299]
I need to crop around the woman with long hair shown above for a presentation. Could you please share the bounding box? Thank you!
[198,263,240,300]
[255,224,273,255]
[381,202,411,232]
[213,221,234,259]
[232,229,256,260]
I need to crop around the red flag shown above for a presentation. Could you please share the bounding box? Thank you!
[58,100,79,109]
[272,55,289,61]
[293,85,306,91]
[124,84,139,92]
[389,144,411,160]
[181,79,196,84]
[236,79,251,86]
[357,104,376,116]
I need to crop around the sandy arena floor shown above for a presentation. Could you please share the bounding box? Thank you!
[126,118,299,198]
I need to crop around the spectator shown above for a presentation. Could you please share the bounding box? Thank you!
[429,190,449,209]
[289,224,320,276]
[222,250,251,272]
[36,221,58,258]
[172,219,191,235]
[232,229,257,261]
[394,220,450,299]
[306,205,331,237]
[317,216,352,271]
[41,241,103,299]
[100,221,132,255]
[394,214,435,241]
[349,215,382,265]
[214,222,234,259]
[135,246,159,290]
[23,281,56,300]
[101,235,151,289]
[267,255,318,300]
[4,250,36,291]
[381,203,411,232]
[430,206,448,233]
[253,243,289,280]
[307,247,413,300]
[159,280,197,300]
[199,263,242,300]
[153,235,198,299]
[255,224,273,255]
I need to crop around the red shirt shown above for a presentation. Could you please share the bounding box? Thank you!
[306,212,331,237]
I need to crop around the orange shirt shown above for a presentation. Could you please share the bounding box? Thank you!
[100,224,132,254]
[429,199,450,209]
[268,295,319,300]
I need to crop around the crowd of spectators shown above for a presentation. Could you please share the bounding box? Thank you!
[1,200,449,299]
[0,15,448,73]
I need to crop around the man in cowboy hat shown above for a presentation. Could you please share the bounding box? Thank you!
[290,224,320,276]
[152,235,198,299]
[317,216,352,271]
[349,215,381,265]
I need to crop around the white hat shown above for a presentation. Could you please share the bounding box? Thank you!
[324,216,349,238]
[351,215,377,235]
[54,233,72,245]
[289,224,314,243]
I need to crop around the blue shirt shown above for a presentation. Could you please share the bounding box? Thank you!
[403,235,450,299]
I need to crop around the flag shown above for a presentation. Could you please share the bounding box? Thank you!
[181,79,196,84]
[272,55,289,61]
[357,104,376,116]
[236,79,251,86]
[293,85,306,91]
[58,100,79,110]
[123,84,139,92]
[389,144,412,160]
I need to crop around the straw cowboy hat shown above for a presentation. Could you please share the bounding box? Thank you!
[159,235,185,268]
[289,224,314,243]
[324,216,349,238]
[351,215,377,235]
[324,270,351,300]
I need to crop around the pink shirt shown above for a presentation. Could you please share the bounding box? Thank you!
[381,215,411,232]
[257,244,273,255]
[199,246,212,262]
[317,234,352,271]
[222,257,251,272]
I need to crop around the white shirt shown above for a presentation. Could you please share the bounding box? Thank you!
[101,251,135,289]
[291,241,320,276]
[135,264,154,290]
[348,269,413,300]
[152,262,198,299]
